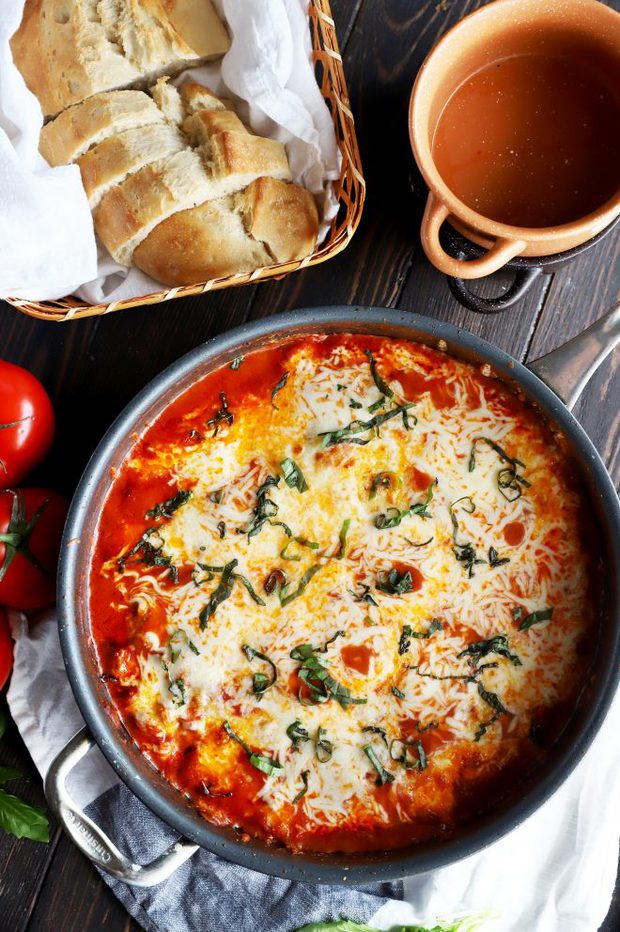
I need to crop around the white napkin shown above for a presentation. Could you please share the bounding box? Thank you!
[7,609,620,932]
[0,2,98,301]
[0,0,339,305]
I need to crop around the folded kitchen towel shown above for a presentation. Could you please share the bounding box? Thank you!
[7,609,620,932]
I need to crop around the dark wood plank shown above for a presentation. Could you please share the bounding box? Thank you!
[26,833,135,932]
[0,698,60,932]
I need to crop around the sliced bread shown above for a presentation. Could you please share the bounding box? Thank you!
[208,133,291,187]
[161,0,230,59]
[180,82,227,115]
[94,149,216,265]
[236,178,319,262]
[183,110,249,148]
[134,197,272,286]
[150,77,185,125]
[11,0,230,118]
[40,90,164,166]
[78,123,185,208]
[12,0,141,117]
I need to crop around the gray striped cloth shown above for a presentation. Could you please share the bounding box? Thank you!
[88,784,403,932]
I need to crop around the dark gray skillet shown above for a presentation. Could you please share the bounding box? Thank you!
[47,304,620,887]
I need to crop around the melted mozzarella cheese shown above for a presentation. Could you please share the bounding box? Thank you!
[94,336,596,845]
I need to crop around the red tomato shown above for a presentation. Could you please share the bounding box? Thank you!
[0,609,12,690]
[0,488,68,610]
[0,361,55,488]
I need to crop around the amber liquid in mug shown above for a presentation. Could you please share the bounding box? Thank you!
[432,54,620,228]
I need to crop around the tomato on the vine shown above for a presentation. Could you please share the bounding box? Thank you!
[0,609,12,690]
[0,489,68,610]
[0,361,55,489]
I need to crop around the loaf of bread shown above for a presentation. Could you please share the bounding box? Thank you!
[12,2,320,289]
[11,0,230,117]
[134,178,320,285]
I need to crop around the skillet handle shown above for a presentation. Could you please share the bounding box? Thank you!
[44,728,199,887]
[528,301,620,411]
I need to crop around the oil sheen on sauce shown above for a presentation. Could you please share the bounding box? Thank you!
[432,53,620,227]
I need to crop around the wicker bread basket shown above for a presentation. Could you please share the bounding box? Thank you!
[6,0,365,323]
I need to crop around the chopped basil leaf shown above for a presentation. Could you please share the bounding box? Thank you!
[242,645,277,697]
[398,619,442,654]
[367,396,386,414]
[337,518,351,560]
[199,559,237,628]
[271,372,290,409]
[169,629,200,662]
[349,583,378,606]
[234,573,266,606]
[287,720,310,750]
[374,481,436,529]
[369,471,402,500]
[364,348,394,400]
[207,391,234,437]
[279,564,322,607]
[449,496,485,578]
[458,634,521,667]
[488,546,509,568]
[280,457,309,493]
[118,528,178,583]
[363,744,394,785]
[474,683,508,741]
[349,399,363,409]
[217,520,226,539]
[469,437,531,502]
[280,536,320,562]
[519,607,554,630]
[209,487,225,504]
[391,685,405,699]
[389,738,427,771]
[168,679,186,707]
[223,721,282,776]
[315,727,333,763]
[318,402,416,448]
[290,638,365,709]
[376,567,416,595]
[292,770,310,803]
[146,489,192,520]
[246,474,292,541]
[361,725,388,746]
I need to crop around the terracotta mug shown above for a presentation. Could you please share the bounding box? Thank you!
[409,0,620,281]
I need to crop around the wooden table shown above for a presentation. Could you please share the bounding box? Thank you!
[1,1,618,928]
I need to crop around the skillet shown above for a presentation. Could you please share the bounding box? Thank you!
[47,304,620,886]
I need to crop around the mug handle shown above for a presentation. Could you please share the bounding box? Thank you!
[447,267,543,314]
[421,192,526,279]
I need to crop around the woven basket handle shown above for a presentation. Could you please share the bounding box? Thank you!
[420,192,526,279]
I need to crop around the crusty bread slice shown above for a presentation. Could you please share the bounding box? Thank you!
[208,133,291,185]
[11,0,230,118]
[94,149,217,265]
[180,83,227,115]
[161,0,229,59]
[78,123,185,208]
[183,110,248,148]
[99,0,199,75]
[12,0,141,117]
[40,91,164,167]
[134,197,272,286]
[150,77,185,125]
[236,178,319,262]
